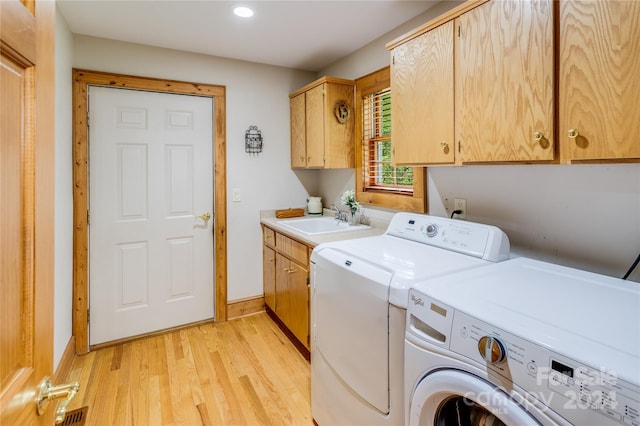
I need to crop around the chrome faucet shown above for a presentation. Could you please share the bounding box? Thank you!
[331,205,348,222]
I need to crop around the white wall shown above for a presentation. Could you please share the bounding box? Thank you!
[71,36,317,303]
[54,8,74,369]
[316,2,640,282]
[427,164,640,280]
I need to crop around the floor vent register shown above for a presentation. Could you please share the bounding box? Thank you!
[60,406,88,426]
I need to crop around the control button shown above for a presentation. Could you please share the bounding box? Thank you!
[424,224,438,238]
[460,327,468,338]
[478,336,507,364]
[527,361,538,374]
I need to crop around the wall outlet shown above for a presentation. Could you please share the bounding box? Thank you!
[454,198,466,219]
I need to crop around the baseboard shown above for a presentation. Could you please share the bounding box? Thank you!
[54,336,76,382]
[227,295,265,319]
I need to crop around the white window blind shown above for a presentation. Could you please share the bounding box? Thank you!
[362,87,413,193]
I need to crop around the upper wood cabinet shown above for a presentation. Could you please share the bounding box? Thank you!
[391,20,455,165]
[559,1,640,162]
[455,0,554,163]
[289,77,355,169]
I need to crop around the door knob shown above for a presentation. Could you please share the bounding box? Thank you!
[37,376,80,424]
[196,212,212,222]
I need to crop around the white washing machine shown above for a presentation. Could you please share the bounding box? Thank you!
[310,212,510,425]
[405,257,640,425]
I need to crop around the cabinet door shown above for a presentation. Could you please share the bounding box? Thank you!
[305,84,325,168]
[559,1,640,161]
[275,254,310,348]
[290,93,307,168]
[456,0,554,162]
[263,246,276,311]
[392,20,455,165]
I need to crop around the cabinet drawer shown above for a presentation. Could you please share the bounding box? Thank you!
[275,232,309,266]
[263,226,276,248]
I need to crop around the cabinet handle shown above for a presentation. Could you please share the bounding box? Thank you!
[440,141,448,147]
[300,155,305,161]
[532,131,544,142]
[567,129,579,139]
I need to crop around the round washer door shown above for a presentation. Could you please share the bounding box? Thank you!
[410,370,541,426]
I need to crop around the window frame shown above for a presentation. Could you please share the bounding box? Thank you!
[355,66,426,213]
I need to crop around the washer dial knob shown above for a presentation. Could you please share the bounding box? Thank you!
[424,224,439,238]
[478,336,507,364]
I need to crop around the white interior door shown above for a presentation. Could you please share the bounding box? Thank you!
[89,86,214,345]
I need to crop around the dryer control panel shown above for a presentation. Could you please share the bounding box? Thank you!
[385,213,509,262]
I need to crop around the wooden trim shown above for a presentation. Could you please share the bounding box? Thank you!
[53,337,76,383]
[227,296,266,320]
[288,76,354,98]
[0,0,36,64]
[385,0,491,50]
[72,69,227,354]
[354,67,427,213]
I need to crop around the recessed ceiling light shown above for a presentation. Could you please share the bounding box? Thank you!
[234,6,254,18]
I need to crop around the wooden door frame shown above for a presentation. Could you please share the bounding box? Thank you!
[72,69,227,354]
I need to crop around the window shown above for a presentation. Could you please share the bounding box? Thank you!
[355,67,426,213]
[362,87,414,193]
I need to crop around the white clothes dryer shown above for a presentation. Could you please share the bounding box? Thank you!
[310,212,510,426]
[405,257,640,425]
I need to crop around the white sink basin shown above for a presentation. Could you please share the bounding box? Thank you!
[278,216,370,235]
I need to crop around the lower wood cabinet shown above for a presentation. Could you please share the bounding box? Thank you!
[262,225,310,350]
[263,246,276,311]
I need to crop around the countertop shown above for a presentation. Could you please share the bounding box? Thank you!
[260,209,388,248]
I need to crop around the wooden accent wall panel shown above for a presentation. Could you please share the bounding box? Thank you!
[456,0,554,163]
[392,20,455,165]
[559,0,640,162]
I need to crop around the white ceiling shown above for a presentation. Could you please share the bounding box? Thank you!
[57,0,439,72]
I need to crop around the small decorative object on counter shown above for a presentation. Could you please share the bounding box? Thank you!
[340,190,360,225]
[307,196,323,215]
[245,125,263,155]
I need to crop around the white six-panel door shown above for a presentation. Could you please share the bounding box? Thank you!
[89,86,214,345]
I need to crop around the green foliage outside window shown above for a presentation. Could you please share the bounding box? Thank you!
[371,91,413,188]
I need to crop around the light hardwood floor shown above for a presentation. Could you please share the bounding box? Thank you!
[64,313,312,425]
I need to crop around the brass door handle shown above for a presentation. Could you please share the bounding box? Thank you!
[37,376,80,424]
[533,131,544,142]
[196,212,212,222]
[567,128,579,139]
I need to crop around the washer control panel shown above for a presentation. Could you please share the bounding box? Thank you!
[385,212,509,261]
[447,309,640,426]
